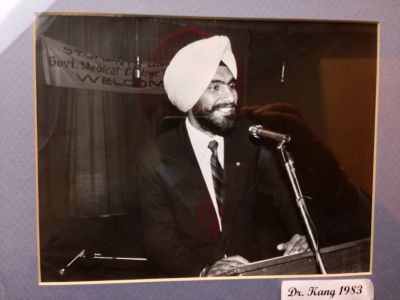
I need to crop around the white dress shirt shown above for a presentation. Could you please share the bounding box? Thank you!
[185,118,224,231]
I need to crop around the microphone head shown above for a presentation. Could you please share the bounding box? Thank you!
[248,125,262,139]
[248,125,291,143]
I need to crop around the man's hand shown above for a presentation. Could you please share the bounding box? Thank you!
[205,255,249,277]
[277,234,309,256]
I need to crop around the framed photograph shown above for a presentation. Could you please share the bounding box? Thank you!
[35,13,376,283]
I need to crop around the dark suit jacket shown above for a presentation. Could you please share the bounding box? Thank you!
[138,119,303,277]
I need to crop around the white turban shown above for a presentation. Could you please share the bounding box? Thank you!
[163,35,237,112]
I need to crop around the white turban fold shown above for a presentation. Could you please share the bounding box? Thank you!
[163,35,237,112]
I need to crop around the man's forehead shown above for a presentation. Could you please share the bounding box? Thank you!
[210,65,235,82]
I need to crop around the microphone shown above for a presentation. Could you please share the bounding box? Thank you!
[248,125,291,143]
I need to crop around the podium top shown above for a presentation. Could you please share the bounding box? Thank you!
[223,238,371,276]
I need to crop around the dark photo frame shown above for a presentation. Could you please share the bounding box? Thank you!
[35,14,376,283]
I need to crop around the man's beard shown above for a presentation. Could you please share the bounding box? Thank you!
[192,102,238,136]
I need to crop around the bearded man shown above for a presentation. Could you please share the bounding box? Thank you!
[138,35,308,277]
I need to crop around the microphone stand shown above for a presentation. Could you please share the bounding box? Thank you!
[277,140,327,274]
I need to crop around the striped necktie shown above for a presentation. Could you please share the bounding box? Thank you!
[208,140,224,219]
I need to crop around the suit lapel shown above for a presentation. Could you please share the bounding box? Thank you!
[222,125,250,238]
[161,121,252,240]
[162,122,221,238]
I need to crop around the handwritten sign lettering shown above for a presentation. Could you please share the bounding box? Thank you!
[41,36,168,94]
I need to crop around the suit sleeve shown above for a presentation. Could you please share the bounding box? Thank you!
[137,145,207,277]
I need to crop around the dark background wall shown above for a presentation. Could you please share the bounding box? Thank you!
[246,22,376,193]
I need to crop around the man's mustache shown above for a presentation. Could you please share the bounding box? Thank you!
[205,103,238,113]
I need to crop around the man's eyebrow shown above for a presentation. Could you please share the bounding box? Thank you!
[210,79,236,85]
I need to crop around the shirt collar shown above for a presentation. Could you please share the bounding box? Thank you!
[185,118,224,150]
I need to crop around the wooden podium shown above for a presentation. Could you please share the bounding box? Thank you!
[231,238,370,276]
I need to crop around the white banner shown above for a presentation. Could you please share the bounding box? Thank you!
[41,36,168,94]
